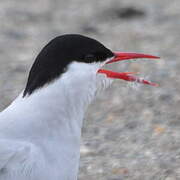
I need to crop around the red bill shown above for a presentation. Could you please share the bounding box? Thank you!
[98,52,160,86]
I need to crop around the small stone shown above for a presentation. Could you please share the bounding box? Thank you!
[154,125,165,134]
[80,145,92,155]
[112,168,129,175]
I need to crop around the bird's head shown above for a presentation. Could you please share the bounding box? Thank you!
[23,34,159,97]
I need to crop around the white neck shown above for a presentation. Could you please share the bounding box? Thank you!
[12,62,99,137]
[0,62,112,179]
[1,62,100,179]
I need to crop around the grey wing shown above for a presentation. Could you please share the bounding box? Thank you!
[0,139,42,179]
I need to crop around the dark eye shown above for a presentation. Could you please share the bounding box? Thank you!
[84,54,97,62]
[94,52,107,61]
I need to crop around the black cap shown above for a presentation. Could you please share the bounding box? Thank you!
[23,34,113,97]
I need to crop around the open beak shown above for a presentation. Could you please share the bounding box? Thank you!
[97,52,160,86]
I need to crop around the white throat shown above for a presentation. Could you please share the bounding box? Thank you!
[0,61,112,179]
[0,62,99,179]
[13,62,100,133]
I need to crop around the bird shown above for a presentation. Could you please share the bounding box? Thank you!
[0,34,159,180]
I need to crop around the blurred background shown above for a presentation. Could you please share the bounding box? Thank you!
[0,0,180,179]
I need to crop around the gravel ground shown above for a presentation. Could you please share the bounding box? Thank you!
[0,0,180,179]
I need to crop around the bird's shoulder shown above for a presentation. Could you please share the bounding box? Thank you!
[0,139,44,178]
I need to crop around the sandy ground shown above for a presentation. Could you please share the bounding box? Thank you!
[0,0,180,179]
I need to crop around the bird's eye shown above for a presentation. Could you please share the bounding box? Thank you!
[84,54,97,62]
